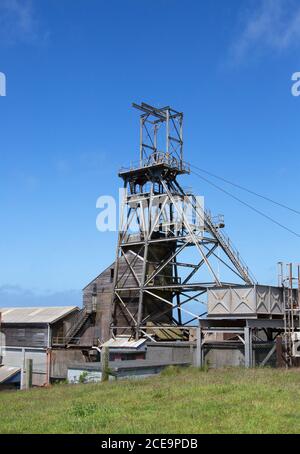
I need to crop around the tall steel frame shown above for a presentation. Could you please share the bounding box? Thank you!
[278,262,300,366]
[110,102,256,339]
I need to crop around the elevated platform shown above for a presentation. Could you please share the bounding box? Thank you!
[119,155,190,185]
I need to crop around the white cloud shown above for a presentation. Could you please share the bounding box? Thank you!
[229,0,300,64]
[0,285,82,307]
[0,0,43,45]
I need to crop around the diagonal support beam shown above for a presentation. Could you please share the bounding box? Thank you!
[182,244,218,284]
[121,249,141,286]
[144,289,202,323]
[145,242,188,285]
[115,292,137,326]
[161,180,221,286]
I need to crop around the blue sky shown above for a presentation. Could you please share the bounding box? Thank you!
[0,0,299,307]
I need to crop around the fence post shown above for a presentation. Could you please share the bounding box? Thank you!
[25,358,33,389]
[244,327,253,368]
[101,346,109,382]
[196,327,203,367]
[276,336,285,368]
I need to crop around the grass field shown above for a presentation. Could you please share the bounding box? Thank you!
[0,367,300,434]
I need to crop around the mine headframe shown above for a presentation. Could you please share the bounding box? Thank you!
[110,102,255,340]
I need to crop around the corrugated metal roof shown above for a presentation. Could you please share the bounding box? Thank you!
[0,365,21,383]
[0,306,79,324]
[101,336,147,349]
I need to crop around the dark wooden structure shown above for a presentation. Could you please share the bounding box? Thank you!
[82,251,143,343]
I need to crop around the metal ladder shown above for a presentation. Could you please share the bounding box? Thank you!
[282,263,300,366]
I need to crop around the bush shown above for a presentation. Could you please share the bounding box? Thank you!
[78,372,89,384]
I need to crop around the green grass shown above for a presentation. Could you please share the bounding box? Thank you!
[1,367,300,434]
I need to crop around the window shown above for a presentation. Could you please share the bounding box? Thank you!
[110,268,114,282]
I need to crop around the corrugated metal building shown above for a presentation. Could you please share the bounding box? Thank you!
[0,306,79,386]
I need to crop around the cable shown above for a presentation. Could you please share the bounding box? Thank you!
[189,163,300,216]
[190,169,300,238]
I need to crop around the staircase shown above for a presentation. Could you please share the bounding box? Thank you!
[64,304,95,346]
[205,210,256,286]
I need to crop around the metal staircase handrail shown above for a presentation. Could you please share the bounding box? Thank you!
[205,210,256,285]
[64,306,91,344]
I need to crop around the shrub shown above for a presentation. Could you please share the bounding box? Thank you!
[78,371,89,384]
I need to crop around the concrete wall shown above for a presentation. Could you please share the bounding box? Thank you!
[203,344,279,368]
[147,343,195,364]
[2,346,48,386]
[203,346,245,368]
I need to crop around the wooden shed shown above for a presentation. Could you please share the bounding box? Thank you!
[0,306,79,386]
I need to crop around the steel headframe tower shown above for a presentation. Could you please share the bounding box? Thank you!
[111,102,255,339]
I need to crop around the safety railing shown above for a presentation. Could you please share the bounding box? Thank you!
[119,153,190,174]
[205,209,256,285]
[146,274,181,286]
[52,336,99,346]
